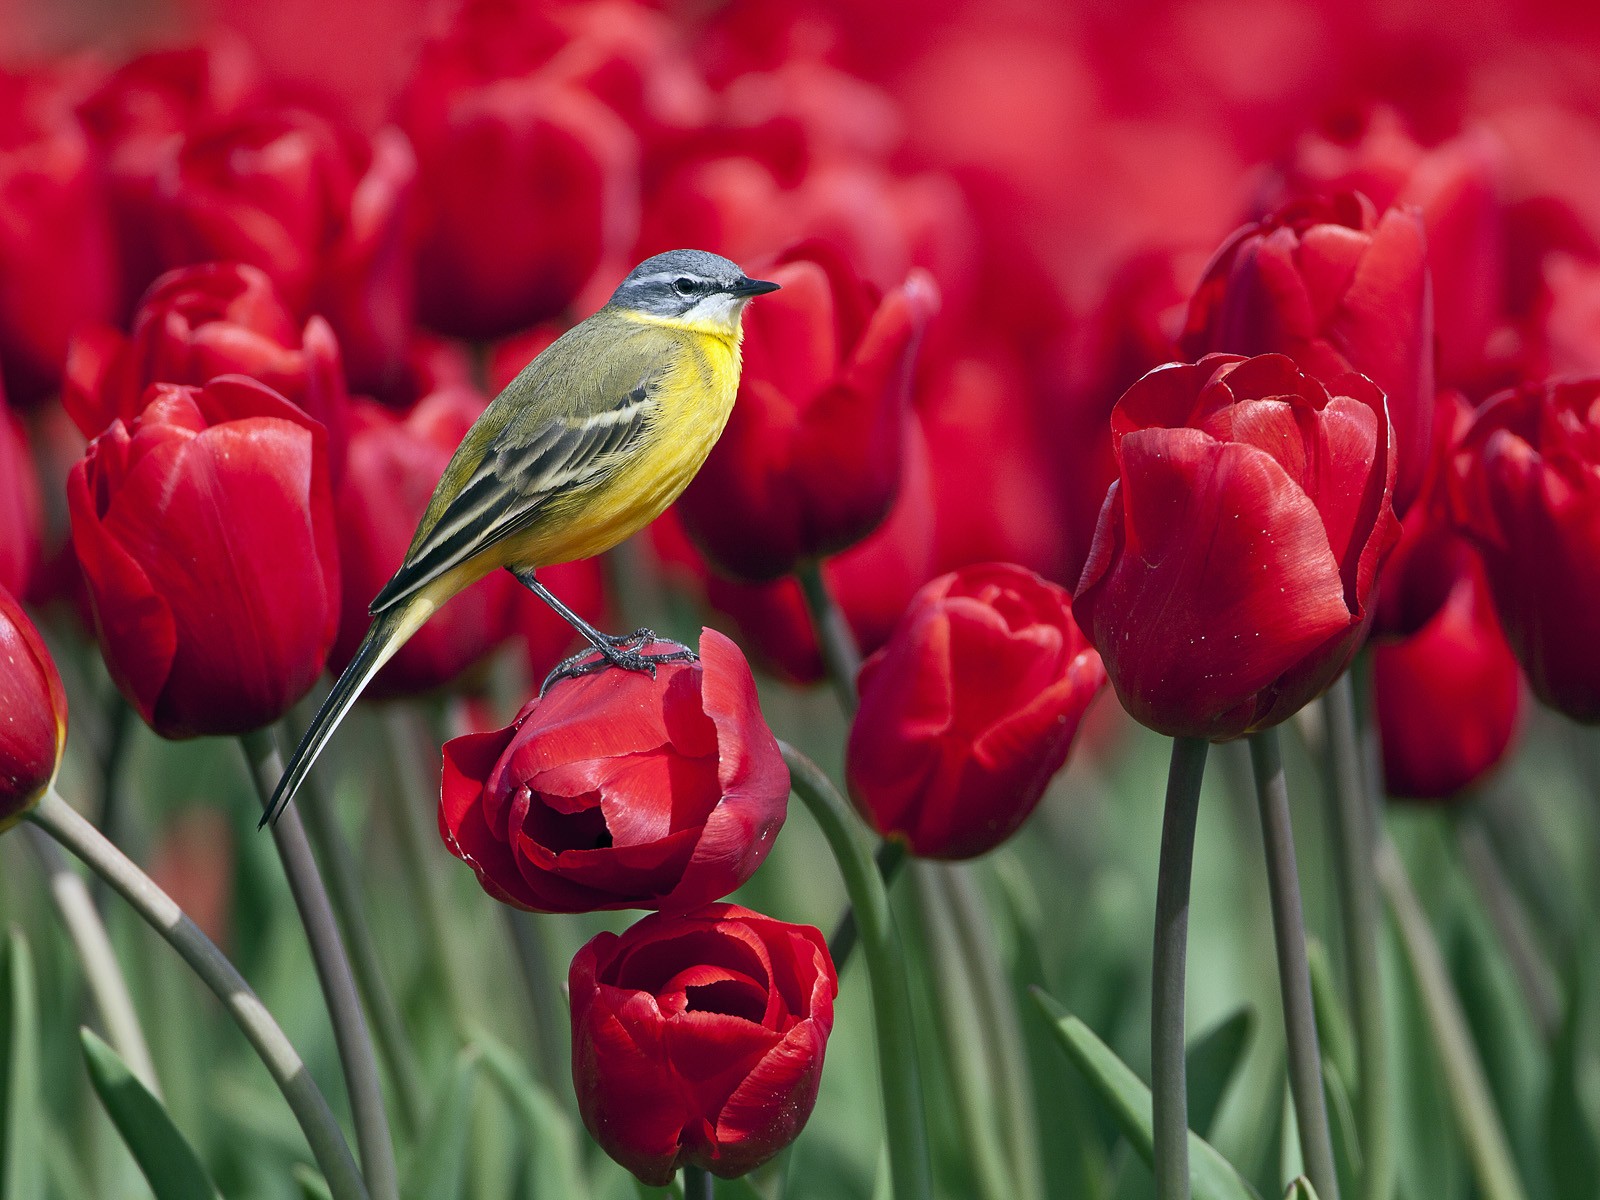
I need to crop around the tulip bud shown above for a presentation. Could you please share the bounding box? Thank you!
[569,903,836,1185]
[64,262,349,476]
[677,244,939,582]
[68,377,340,739]
[1073,354,1398,742]
[847,563,1106,858]
[1182,193,1434,515]
[1450,377,1600,722]
[0,585,67,832]
[439,629,788,913]
[0,402,42,599]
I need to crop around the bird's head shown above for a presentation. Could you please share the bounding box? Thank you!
[609,249,780,338]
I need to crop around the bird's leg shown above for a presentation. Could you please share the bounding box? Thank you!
[508,567,698,694]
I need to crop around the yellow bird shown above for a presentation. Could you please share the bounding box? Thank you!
[264,249,779,826]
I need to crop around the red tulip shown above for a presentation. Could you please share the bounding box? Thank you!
[0,68,117,405]
[400,0,640,337]
[64,263,349,476]
[509,555,609,685]
[329,387,522,699]
[439,629,788,913]
[151,105,416,398]
[1450,378,1600,722]
[0,401,42,599]
[1073,354,1398,742]
[569,903,836,1185]
[847,563,1105,858]
[1182,193,1434,515]
[67,377,340,739]
[1373,520,1522,800]
[677,244,938,582]
[0,584,67,831]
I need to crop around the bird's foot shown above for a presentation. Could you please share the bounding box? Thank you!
[539,629,699,695]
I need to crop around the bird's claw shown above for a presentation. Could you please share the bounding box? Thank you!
[539,630,700,695]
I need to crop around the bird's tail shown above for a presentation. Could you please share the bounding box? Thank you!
[260,600,430,829]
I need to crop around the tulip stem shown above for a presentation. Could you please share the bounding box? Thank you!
[781,742,932,1200]
[26,790,369,1200]
[1152,736,1209,1200]
[797,560,862,715]
[21,823,161,1096]
[1377,837,1530,1200]
[827,840,906,970]
[1322,676,1392,1200]
[682,1164,714,1200]
[1248,728,1340,1200]
[239,729,400,1200]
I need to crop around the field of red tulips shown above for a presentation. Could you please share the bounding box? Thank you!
[2,1,1599,1199]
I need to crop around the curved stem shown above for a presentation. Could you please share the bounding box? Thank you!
[1322,676,1392,1200]
[1378,838,1530,1200]
[240,730,399,1200]
[26,791,368,1200]
[1249,728,1340,1200]
[22,824,160,1096]
[1152,736,1209,1200]
[781,743,931,1200]
[796,560,862,716]
[827,841,906,971]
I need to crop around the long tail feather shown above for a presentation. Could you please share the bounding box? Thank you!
[259,602,425,828]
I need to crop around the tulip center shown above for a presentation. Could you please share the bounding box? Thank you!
[521,788,614,852]
[683,978,767,1023]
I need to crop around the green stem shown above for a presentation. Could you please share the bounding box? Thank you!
[291,754,429,1138]
[27,791,368,1200]
[682,1164,714,1200]
[22,824,160,1096]
[1248,728,1340,1200]
[827,841,906,970]
[1322,676,1392,1200]
[1377,838,1530,1200]
[1152,736,1209,1200]
[239,730,399,1200]
[503,910,568,1090]
[796,560,862,716]
[781,743,931,1200]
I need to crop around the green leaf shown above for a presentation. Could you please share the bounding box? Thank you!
[79,1027,223,1200]
[476,1033,591,1200]
[293,1163,334,1200]
[1545,952,1600,1200]
[1283,1177,1319,1200]
[1307,940,1356,1096]
[0,928,41,1200]
[1031,988,1261,1200]
[1187,1007,1256,1139]
[402,1046,481,1200]
[1321,1059,1360,1200]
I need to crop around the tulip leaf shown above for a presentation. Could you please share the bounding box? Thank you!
[1187,1006,1256,1139]
[79,1027,222,1200]
[475,1033,591,1200]
[1322,1057,1361,1200]
[293,1164,334,1200]
[1545,951,1600,1200]
[1306,940,1356,1096]
[1031,988,1261,1200]
[402,1046,481,1200]
[1284,1177,1319,1200]
[0,929,41,1200]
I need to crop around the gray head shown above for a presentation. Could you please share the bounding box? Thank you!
[609,249,780,329]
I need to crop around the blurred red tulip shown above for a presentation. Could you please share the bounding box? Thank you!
[1182,193,1434,515]
[569,903,835,1185]
[696,413,937,684]
[1450,377,1600,722]
[678,245,938,582]
[1074,354,1397,741]
[439,629,788,913]
[0,584,67,831]
[64,263,349,477]
[1373,518,1521,800]
[847,563,1106,858]
[68,377,340,739]
[0,400,42,598]
[329,387,522,699]
[509,555,608,685]
[400,0,640,337]
[0,68,117,405]
[151,105,416,398]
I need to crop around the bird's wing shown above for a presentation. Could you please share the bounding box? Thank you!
[369,344,663,615]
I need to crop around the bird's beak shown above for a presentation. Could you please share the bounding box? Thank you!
[729,277,781,297]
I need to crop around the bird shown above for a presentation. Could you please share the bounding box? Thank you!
[262,249,780,827]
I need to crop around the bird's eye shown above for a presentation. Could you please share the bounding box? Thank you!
[672,277,696,296]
